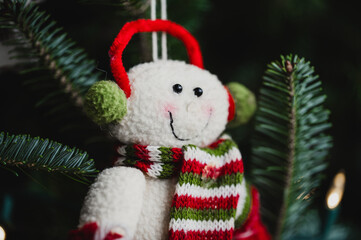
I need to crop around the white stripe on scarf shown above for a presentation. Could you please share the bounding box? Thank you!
[175,183,243,198]
[169,218,235,232]
[184,146,242,167]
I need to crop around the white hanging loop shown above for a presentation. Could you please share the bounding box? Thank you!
[151,0,158,61]
[150,0,167,61]
[161,0,167,60]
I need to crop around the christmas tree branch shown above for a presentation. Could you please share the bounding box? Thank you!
[275,60,296,240]
[0,0,101,108]
[250,55,333,239]
[81,0,151,16]
[0,132,98,183]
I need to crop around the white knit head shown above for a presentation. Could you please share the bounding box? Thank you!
[110,60,229,148]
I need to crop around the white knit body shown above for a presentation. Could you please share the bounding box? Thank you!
[79,60,246,239]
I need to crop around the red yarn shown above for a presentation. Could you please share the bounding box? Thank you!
[171,194,239,210]
[104,232,123,240]
[180,158,243,177]
[134,161,153,173]
[233,187,271,240]
[134,144,150,160]
[208,138,225,149]
[68,222,98,240]
[69,222,123,240]
[169,229,233,240]
[171,148,184,162]
[109,19,204,98]
[225,87,235,122]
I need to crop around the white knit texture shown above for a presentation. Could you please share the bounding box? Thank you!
[146,145,162,161]
[79,167,146,239]
[147,162,164,177]
[235,179,248,219]
[175,183,243,198]
[110,60,229,148]
[169,219,235,232]
[134,177,178,240]
[184,146,242,167]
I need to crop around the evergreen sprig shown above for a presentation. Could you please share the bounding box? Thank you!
[250,55,333,239]
[0,0,101,107]
[0,132,98,183]
[81,0,150,16]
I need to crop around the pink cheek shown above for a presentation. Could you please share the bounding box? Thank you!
[202,104,213,117]
[163,103,177,118]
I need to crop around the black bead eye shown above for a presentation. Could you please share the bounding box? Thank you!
[173,84,183,94]
[193,87,203,97]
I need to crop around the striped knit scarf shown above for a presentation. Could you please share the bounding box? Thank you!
[114,136,245,239]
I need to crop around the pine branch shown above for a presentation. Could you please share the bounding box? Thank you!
[80,0,151,16]
[0,131,98,183]
[250,55,333,239]
[0,0,101,108]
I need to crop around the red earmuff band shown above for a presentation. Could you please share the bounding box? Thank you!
[109,19,235,123]
[226,87,235,122]
[109,19,204,98]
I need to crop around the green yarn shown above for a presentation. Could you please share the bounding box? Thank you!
[159,147,180,162]
[183,140,236,157]
[227,82,257,128]
[171,207,236,221]
[84,81,127,125]
[178,172,244,189]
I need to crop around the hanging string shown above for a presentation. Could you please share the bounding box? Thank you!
[161,0,167,60]
[150,0,167,61]
[151,0,158,61]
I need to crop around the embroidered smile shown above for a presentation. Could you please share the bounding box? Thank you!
[168,111,211,141]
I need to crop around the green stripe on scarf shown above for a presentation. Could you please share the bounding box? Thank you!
[184,140,237,156]
[115,136,250,239]
[171,207,237,221]
[178,172,244,188]
[159,147,180,162]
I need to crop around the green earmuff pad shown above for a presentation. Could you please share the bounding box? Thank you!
[84,80,127,125]
[227,82,257,128]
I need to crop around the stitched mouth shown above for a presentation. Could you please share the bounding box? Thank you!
[168,111,211,141]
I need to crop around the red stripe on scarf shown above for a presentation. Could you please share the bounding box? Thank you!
[169,229,233,240]
[171,148,184,162]
[134,144,150,160]
[135,161,153,173]
[181,159,244,177]
[171,194,240,210]
[181,159,205,175]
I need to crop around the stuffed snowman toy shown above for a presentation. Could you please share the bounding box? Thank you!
[69,19,270,240]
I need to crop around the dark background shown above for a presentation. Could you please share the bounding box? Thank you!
[1,0,361,239]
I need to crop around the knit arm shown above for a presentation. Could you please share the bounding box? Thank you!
[79,166,146,240]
